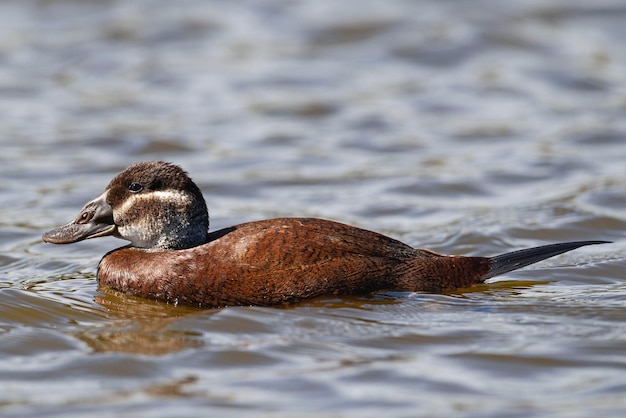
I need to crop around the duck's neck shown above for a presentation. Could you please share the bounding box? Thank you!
[155,207,209,250]
[123,203,209,251]
[157,223,208,250]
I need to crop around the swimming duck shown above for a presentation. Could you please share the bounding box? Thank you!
[43,161,608,308]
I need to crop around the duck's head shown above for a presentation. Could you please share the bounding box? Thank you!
[43,161,209,250]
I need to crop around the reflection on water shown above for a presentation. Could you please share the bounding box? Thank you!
[77,322,204,355]
[1,0,625,416]
[80,289,206,355]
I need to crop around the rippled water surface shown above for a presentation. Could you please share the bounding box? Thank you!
[1,0,626,416]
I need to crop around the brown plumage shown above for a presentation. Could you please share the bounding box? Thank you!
[43,161,608,308]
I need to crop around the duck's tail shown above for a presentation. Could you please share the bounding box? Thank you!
[403,240,609,293]
[485,240,610,280]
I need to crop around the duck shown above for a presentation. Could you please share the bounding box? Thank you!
[42,161,608,308]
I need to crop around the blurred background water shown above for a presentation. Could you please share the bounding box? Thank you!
[1,0,625,416]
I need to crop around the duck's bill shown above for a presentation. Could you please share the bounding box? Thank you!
[42,192,117,244]
[42,222,117,244]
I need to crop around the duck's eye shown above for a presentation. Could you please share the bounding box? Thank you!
[78,210,93,224]
[128,182,144,193]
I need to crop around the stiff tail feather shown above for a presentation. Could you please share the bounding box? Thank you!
[485,240,610,280]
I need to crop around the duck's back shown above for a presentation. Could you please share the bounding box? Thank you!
[205,218,422,265]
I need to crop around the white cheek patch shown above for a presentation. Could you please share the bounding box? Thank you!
[116,190,192,219]
[151,189,193,206]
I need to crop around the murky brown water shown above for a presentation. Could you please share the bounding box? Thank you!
[1,0,625,416]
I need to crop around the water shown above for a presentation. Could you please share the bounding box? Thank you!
[1,0,625,416]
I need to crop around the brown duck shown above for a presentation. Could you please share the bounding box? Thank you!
[42,161,608,308]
